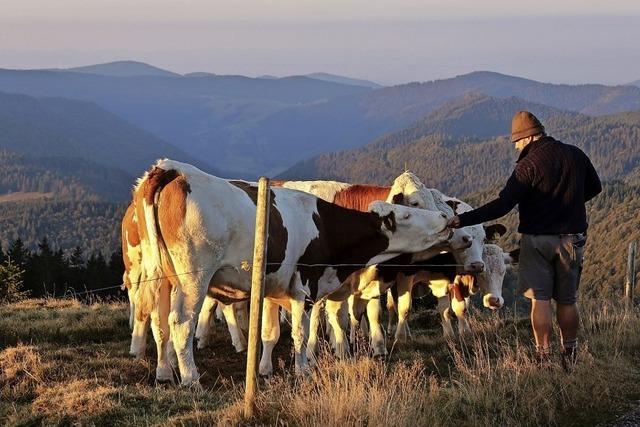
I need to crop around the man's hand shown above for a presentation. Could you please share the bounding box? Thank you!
[447,216,461,228]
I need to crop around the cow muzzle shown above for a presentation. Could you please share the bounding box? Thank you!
[465,261,485,273]
[483,295,504,310]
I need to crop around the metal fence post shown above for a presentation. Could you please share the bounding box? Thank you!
[625,241,637,309]
[243,177,270,419]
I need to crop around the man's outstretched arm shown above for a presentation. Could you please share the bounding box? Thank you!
[450,165,532,228]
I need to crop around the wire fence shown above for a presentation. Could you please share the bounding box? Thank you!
[52,261,469,299]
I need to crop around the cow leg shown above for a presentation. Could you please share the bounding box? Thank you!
[394,275,414,342]
[259,298,281,377]
[215,302,225,321]
[326,299,350,359]
[367,298,387,357]
[290,298,310,375]
[349,295,367,353]
[455,298,472,336]
[307,301,323,367]
[235,301,249,336]
[150,279,173,382]
[129,313,150,359]
[221,302,247,353]
[386,291,396,334]
[168,274,208,387]
[438,295,455,338]
[195,295,217,349]
[128,297,136,330]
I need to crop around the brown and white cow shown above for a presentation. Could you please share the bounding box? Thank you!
[121,202,151,359]
[389,243,518,340]
[123,202,252,358]
[134,159,452,385]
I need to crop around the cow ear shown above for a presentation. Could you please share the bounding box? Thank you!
[506,248,520,264]
[391,192,404,204]
[484,224,507,241]
[382,211,397,232]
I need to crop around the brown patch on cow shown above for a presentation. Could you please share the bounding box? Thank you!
[454,275,474,300]
[121,203,138,287]
[297,198,391,300]
[333,185,391,212]
[157,175,190,247]
[228,181,288,274]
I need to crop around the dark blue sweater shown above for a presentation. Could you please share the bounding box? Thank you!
[458,136,602,234]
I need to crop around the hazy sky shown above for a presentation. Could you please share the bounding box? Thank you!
[1,0,639,85]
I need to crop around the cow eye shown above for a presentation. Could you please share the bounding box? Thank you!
[403,212,411,219]
[410,201,419,207]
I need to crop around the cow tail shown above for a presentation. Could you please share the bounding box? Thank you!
[136,166,181,316]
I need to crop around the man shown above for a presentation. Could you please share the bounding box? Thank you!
[448,111,602,368]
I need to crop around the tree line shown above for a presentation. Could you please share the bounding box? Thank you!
[0,236,124,304]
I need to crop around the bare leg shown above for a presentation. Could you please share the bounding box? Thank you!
[557,302,579,351]
[258,298,281,376]
[531,299,553,357]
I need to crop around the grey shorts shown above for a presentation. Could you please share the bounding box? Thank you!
[517,233,586,304]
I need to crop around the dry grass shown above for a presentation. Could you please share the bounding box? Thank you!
[1,298,640,426]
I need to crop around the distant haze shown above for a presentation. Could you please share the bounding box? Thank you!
[1,1,639,85]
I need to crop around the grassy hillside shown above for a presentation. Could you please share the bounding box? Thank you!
[1,299,639,425]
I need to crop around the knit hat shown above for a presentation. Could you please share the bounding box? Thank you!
[511,111,545,142]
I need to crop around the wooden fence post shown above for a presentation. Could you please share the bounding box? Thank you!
[625,241,637,309]
[243,177,270,419]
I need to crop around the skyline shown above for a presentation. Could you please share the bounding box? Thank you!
[1,1,639,85]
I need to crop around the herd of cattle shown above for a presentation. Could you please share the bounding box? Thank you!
[121,159,519,386]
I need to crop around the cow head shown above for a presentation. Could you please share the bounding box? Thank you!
[476,243,515,310]
[386,173,474,253]
[368,201,450,254]
[387,171,438,210]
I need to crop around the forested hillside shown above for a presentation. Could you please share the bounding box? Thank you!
[282,102,640,195]
[0,199,124,255]
[0,91,204,177]
[2,67,639,176]
[0,151,132,201]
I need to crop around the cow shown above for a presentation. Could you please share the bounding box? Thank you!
[133,159,452,385]
[276,175,494,358]
[122,201,252,358]
[389,243,518,340]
